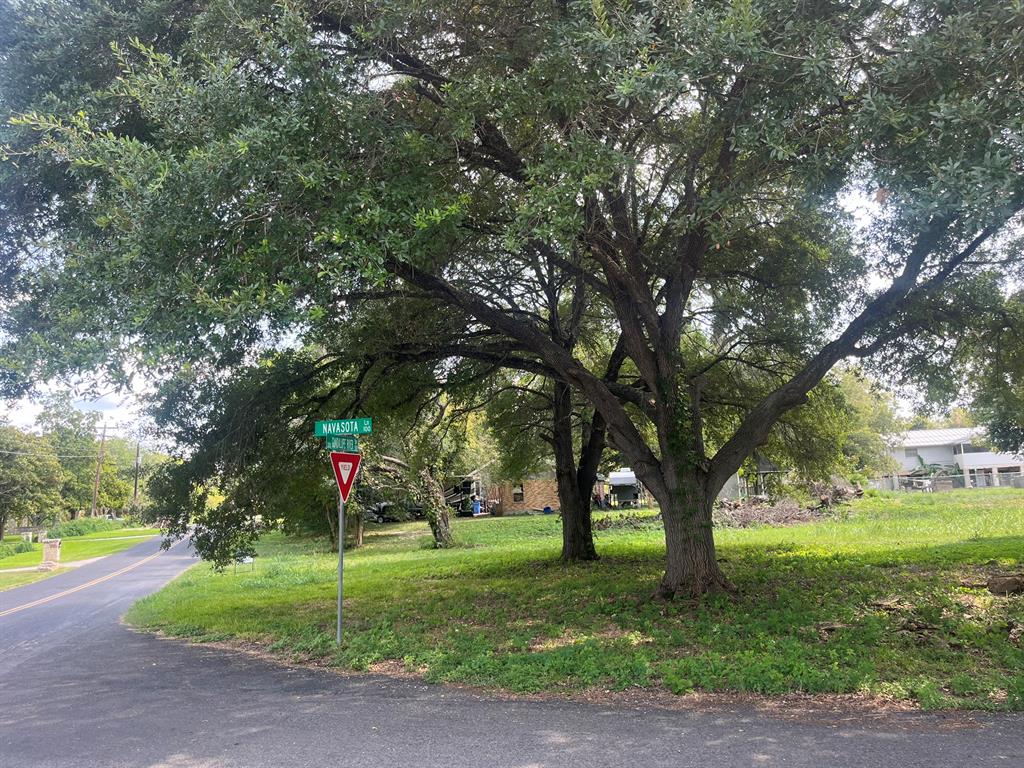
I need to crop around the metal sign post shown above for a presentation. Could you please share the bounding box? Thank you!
[337,489,344,644]
[318,418,371,645]
[329,453,361,643]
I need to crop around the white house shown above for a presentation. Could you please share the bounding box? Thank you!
[888,427,1024,487]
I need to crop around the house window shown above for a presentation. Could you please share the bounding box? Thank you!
[904,448,918,458]
[512,484,524,503]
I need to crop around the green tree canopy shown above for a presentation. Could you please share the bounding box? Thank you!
[968,292,1024,456]
[0,424,62,538]
[144,326,506,563]
[35,393,100,516]
[833,367,901,479]
[3,0,1023,596]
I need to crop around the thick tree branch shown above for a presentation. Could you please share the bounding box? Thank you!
[382,256,665,489]
[705,214,1008,492]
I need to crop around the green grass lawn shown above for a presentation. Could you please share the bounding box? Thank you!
[0,528,160,569]
[0,567,72,592]
[126,490,1024,710]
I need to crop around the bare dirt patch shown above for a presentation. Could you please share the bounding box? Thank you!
[367,659,428,679]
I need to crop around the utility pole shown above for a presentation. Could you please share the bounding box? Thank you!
[132,440,141,505]
[90,421,107,517]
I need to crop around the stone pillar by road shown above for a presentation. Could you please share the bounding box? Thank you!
[39,538,61,571]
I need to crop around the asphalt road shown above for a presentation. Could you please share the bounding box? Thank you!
[1,538,1022,768]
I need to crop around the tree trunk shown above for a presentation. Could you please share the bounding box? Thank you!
[0,513,6,542]
[419,468,454,548]
[552,381,599,562]
[556,461,598,562]
[653,477,733,599]
[325,503,339,553]
[344,508,363,549]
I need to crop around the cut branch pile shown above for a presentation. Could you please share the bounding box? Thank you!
[806,481,865,508]
[713,496,842,528]
[592,512,663,532]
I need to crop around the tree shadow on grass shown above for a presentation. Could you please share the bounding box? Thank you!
[149,529,1024,707]
[363,533,1024,705]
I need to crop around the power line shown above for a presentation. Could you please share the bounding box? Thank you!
[0,449,99,458]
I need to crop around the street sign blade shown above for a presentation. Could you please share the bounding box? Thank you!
[326,435,359,452]
[329,451,362,502]
[315,418,373,437]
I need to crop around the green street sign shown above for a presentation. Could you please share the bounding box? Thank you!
[325,435,359,452]
[315,417,373,437]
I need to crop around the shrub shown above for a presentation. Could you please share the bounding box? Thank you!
[47,518,125,538]
[0,538,36,558]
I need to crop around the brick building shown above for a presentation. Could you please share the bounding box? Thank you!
[493,472,609,515]
[494,472,559,515]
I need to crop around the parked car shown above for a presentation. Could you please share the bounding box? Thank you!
[364,502,425,524]
[364,503,401,524]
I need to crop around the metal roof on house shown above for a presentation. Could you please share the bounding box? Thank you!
[897,427,983,448]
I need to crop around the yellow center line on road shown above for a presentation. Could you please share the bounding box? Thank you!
[0,541,180,619]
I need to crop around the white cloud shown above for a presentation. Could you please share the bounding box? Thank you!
[1,388,147,438]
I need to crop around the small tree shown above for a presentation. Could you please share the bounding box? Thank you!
[372,401,471,550]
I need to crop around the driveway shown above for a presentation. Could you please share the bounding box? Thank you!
[1,537,1022,768]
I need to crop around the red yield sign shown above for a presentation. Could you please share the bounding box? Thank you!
[329,452,361,502]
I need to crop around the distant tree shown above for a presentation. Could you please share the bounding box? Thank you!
[484,369,614,560]
[834,368,901,479]
[142,351,343,565]
[0,424,62,538]
[945,409,977,429]
[96,436,140,513]
[459,412,499,495]
[367,406,464,550]
[143,334,504,562]
[892,288,1022,453]
[35,393,99,518]
[905,408,976,431]
[33,395,149,516]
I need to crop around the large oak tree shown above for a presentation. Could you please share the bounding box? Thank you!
[3,0,1023,596]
